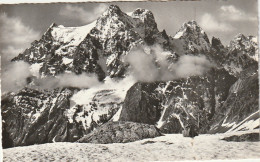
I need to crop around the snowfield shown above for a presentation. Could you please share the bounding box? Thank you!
[3,131,260,161]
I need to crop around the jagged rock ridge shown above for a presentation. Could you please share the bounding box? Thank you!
[2,5,259,147]
[12,5,174,79]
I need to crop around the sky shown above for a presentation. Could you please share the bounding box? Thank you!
[0,0,258,62]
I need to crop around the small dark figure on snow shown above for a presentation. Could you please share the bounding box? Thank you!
[182,120,198,138]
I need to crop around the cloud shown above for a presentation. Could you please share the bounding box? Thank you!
[2,67,101,93]
[2,61,31,93]
[220,5,257,22]
[199,13,235,32]
[0,13,102,93]
[124,47,158,82]
[59,4,108,24]
[0,14,40,47]
[220,5,242,14]
[0,14,40,66]
[171,55,213,78]
[0,14,40,93]
[32,73,101,90]
[125,45,213,82]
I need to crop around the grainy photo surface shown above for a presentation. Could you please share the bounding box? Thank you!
[0,0,259,161]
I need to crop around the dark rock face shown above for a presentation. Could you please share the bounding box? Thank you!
[2,88,81,148]
[119,82,162,125]
[172,20,211,55]
[117,66,258,135]
[224,34,258,77]
[72,35,106,80]
[1,87,121,148]
[117,68,237,134]
[77,121,161,144]
[211,37,224,51]
[222,132,260,142]
[2,4,259,148]
[210,37,226,67]
[209,73,259,133]
[159,117,183,133]
[157,68,236,134]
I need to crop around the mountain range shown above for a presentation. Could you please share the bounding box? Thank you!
[2,5,259,148]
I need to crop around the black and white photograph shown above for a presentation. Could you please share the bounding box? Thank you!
[0,0,259,161]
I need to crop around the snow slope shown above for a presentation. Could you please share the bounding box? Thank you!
[50,21,97,56]
[51,21,96,47]
[67,76,136,129]
[3,131,260,161]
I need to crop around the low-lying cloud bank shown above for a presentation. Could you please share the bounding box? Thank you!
[2,63,101,93]
[2,61,31,93]
[0,13,40,94]
[2,44,214,93]
[125,45,214,82]
[1,60,101,93]
[32,73,101,90]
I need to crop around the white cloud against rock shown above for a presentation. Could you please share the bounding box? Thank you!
[0,14,40,93]
[125,45,213,82]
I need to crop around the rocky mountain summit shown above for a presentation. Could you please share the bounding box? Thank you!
[173,20,211,54]
[222,33,258,77]
[12,5,173,79]
[2,5,259,148]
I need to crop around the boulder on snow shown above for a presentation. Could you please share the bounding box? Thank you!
[222,132,259,142]
[159,117,183,133]
[77,121,162,144]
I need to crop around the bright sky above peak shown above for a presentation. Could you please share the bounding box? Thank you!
[0,0,258,58]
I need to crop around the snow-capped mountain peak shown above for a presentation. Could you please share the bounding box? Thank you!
[5,5,259,149]
[131,8,155,22]
[172,20,211,54]
[174,20,207,40]
[228,33,258,62]
[221,33,259,77]
[233,33,247,41]
[103,4,122,16]
[51,20,97,49]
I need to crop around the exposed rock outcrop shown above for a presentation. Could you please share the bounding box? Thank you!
[222,132,260,142]
[2,4,259,149]
[209,73,259,133]
[77,121,161,144]
[117,67,237,134]
[223,34,258,77]
[1,87,122,148]
[2,88,79,148]
[119,82,162,125]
